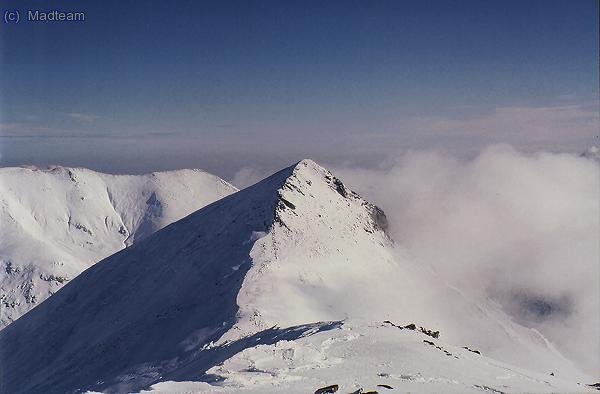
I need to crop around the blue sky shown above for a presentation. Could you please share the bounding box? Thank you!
[0,0,598,176]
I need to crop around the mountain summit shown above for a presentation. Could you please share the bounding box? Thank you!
[0,160,592,393]
[0,159,391,392]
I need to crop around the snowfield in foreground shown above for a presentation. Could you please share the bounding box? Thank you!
[0,166,237,328]
[143,320,596,394]
[0,160,596,393]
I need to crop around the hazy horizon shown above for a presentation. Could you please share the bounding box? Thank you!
[1,0,598,179]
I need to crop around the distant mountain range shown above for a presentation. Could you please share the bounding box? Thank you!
[0,166,237,328]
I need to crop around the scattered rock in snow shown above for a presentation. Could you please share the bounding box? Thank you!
[462,346,481,355]
[369,206,389,232]
[473,384,505,394]
[332,177,349,198]
[419,326,440,339]
[314,384,339,394]
[279,197,296,210]
[383,321,439,339]
[67,217,93,236]
[4,261,20,274]
[39,274,69,284]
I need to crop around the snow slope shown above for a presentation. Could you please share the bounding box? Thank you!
[0,160,593,393]
[144,320,595,394]
[0,166,237,328]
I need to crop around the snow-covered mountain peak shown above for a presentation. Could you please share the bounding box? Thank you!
[272,158,389,236]
[219,159,396,336]
[0,160,399,393]
[0,161,593,393]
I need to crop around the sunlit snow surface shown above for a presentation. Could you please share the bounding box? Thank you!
[0,166,237,328]
[143,320,595,394]
[0,160,595,393]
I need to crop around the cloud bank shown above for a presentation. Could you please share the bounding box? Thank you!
[331,144,599,376]
[66,113,98,123]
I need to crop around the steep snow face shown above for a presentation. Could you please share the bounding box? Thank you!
[230,159,395,334]
[0,166,237,328]
[0,160,592,394]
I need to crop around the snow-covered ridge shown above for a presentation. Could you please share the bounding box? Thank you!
[147,320,596,394]
[0,160,594,393]
[0,165,237,328]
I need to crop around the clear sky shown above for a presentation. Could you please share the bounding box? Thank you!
[0,0,598,177]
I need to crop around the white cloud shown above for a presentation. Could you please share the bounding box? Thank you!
[420,105,598,138]
[67,113,98,123]
[333,144,600,375]
[357,103,600,153]
[231,166,271,189]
